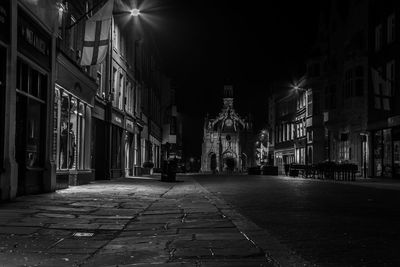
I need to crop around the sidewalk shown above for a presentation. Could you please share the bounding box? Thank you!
[0,177,306,267]
[278,175,400,191]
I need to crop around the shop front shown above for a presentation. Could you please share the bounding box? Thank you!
[0,1,9,184]
[54,53,96,188]
[110,111,124,179]
[134,121,143,176]
[294,139,306,164]
[372,123,400,179]
[274,148,295,175]
[125,118,136,177]
[15,9,51,195]
[92,104,107,180]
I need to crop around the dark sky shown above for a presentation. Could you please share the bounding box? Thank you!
[145,0,321,158]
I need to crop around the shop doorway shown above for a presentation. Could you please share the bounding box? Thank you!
[94,118,107,180]
[125,133,134,177]
[224,157,235,171]
[0,46,5,177]
[15,59,47,195]
[210,153,217,172]
[241,153,247,171]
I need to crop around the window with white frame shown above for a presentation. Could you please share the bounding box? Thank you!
[354,66,364,97]
[126,80,134,115]
[386,60,395,94]
[96,63,104,98]
[388,14,395,44]
[283,124,286,142]
[114,23,119,50]
[69,16,76,51]
[344,69,354,97]
[375,24,382,51]
[292,123,295,140]
[307,90,312,116]
[112,67,118,107]
[287,124,290,141]
[119,73,124,110]
[339,133,350,161]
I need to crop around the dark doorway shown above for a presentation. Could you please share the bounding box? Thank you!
[225,157,235,171]
[15,59,47,196]
[241,154,247,171]
[210,153,217,172]
[94,118,107,180]
[15,93,46,195]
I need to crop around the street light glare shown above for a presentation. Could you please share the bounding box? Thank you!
[130,9,140,16]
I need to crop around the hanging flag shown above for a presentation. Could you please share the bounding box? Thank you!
[80,0,114,66]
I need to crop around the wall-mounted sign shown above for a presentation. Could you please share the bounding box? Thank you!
[111,112,124,127]
[125,119,135,134]
[0,1,10,42]
[18,9,51,69]
[93,105,105,120]
[388,116,400,128]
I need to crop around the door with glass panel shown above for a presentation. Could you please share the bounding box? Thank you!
[15,59,47,195]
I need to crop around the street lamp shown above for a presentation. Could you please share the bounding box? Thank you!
[130,8,141,16]
[292,85,307,92]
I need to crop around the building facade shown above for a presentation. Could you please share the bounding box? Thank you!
[161,81,183,162]
[267,0,400,179]
[271,86,297,174]
[1,0,60,199]
[368,0,400,179]
[1,0,168,201]
[201,86,254,173]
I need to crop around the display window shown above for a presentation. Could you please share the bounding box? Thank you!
[54,85,91,171]
[394,141,400,177]
[374,129,393,178]
[383,129,392,177]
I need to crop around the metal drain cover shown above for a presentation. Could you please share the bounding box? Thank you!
[73,232,94,237]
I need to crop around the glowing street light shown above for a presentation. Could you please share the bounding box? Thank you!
[292,85,308,92]
[130,8,141,16]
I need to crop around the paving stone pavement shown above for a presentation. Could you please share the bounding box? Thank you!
[0,177,307,267]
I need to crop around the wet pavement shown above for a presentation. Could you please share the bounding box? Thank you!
[0,177,284,267]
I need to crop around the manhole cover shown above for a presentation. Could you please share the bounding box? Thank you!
[73,232,94,237]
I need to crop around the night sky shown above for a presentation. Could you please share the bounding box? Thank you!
[143,0,321,158]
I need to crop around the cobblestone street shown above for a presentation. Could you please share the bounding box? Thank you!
[0,177,287,267]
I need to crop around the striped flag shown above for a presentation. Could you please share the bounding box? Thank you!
[80,0,114,66]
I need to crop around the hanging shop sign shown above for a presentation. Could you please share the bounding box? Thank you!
[0,1,10,43]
